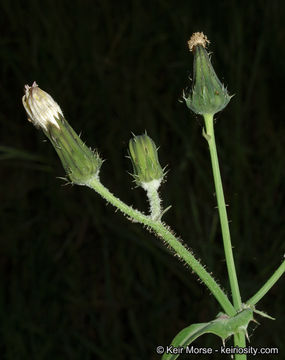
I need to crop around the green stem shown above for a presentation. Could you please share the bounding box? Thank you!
[203,113,242,311]
[247,258,285,306]
[203,113,245,359]
[85,175,236,316]
[234,333,247,360]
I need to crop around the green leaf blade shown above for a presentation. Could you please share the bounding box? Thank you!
[162,309,253,360]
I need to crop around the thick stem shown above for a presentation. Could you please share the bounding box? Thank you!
[203,113,242,311]
[247,258,285,306]
[85,175,236,316]
[234,333,247,360]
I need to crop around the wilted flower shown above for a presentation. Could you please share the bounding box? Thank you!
[22,81,62,131]
[22,82,103,184]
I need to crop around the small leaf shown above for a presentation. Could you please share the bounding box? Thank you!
[162,309,253,360]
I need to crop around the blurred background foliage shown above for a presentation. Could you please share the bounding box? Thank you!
[0,0,284,359]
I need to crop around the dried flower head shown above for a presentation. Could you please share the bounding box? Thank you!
[22,82,103,184]
[22,81,63,131]
[187,32,210,52]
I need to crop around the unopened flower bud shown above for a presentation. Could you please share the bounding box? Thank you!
[129,134,164,188]
[22,82,103,184]
[183,32,232,116]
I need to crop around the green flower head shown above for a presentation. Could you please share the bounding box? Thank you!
[128,133,164,187]
[183,32,232,116]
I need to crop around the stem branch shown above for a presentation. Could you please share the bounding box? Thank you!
[86,175,236,316]
[247,258,285,306]
[203,113,245,359]
[142,180,162,220]
[203,113,242,311]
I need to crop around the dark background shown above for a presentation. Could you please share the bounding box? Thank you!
[1,0,284,359]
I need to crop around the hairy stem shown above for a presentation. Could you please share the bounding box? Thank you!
[85,175,236,316]
[142,180,162,220]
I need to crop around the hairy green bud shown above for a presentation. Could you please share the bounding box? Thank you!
[183,32,232,116]
[22,82,102,184]
[129,134,164,187]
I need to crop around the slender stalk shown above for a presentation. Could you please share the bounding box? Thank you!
[247,259,285,306]
[86,175,236,316]
[203,114,245,359]
[203,113,242,311]
[142,180,162,220]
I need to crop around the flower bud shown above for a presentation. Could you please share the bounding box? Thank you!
[128,134,164,188]
[22,82,103,184]
[183,32,232,116]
